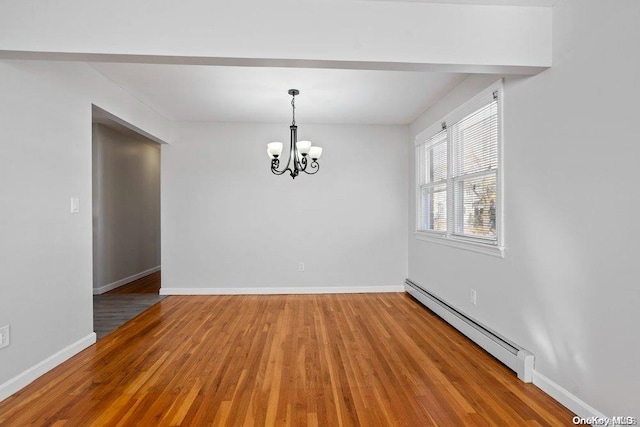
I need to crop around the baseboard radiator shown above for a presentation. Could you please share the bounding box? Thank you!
[405,279,534,383]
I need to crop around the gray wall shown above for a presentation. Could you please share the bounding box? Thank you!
[92,124,161,294]
[162,122,408,292]
[0,60,170,392]
[408,0,640,415]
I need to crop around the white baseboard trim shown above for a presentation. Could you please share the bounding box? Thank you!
[0,332,96,402]
[532,370,606,419]
[160,285,405,295]
[93,265,160,295]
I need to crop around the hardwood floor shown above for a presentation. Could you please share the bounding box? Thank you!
[0,293,575,425]
[94,271,164,339]
[106,271,161,294]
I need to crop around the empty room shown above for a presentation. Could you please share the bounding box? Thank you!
[0,0,638,425]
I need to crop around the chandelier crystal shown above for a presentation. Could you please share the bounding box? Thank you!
[268,89,322,179]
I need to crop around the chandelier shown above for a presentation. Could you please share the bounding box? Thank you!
[267,89,323,179]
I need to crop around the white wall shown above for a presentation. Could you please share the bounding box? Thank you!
[408,0,640,416]
[0,60,169,394]
[162,122,408,293]
[92,124,161,294]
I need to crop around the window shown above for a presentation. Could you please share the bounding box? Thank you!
[415,81,503,257]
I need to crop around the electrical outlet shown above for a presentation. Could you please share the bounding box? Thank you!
[469,289,477,306]
[0,325,10,350]
[298,262,305,272]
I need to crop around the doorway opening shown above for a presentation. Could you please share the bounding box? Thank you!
[91,106,163,339]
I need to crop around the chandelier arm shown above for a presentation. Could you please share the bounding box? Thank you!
[302,160,320,174]
[300,155,313,172]
[271,166,292,176]
[270,158,293,175]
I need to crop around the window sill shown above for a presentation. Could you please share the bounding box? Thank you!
[414,232,505,258]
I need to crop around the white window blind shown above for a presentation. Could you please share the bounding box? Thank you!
[452,98,498,241]
[415,82,502,253]
[417,130,447,232]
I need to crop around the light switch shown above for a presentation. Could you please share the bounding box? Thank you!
[0,325,9,350]
[70,197,80,213]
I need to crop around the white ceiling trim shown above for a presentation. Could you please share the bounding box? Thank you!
[0,1,551,72]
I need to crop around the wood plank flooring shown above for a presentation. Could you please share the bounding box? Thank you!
[106,271,161,294]
[93,294,166,339]
[94,272,164,339]
[0,293,575,426]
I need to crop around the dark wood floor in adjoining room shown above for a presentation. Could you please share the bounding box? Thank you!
[93,271,164,339]
[106,271,162,294]
[1,293,574,426]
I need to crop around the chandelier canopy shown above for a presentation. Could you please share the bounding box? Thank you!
[267,89,322,179]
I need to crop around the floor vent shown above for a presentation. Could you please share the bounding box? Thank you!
[405,279,534,382]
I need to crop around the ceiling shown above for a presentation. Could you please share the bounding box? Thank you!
[89,1,552,126]
[91,63,467,125]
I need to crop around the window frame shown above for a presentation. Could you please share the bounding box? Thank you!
[417,130,448,235]
[414,80,505,258]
